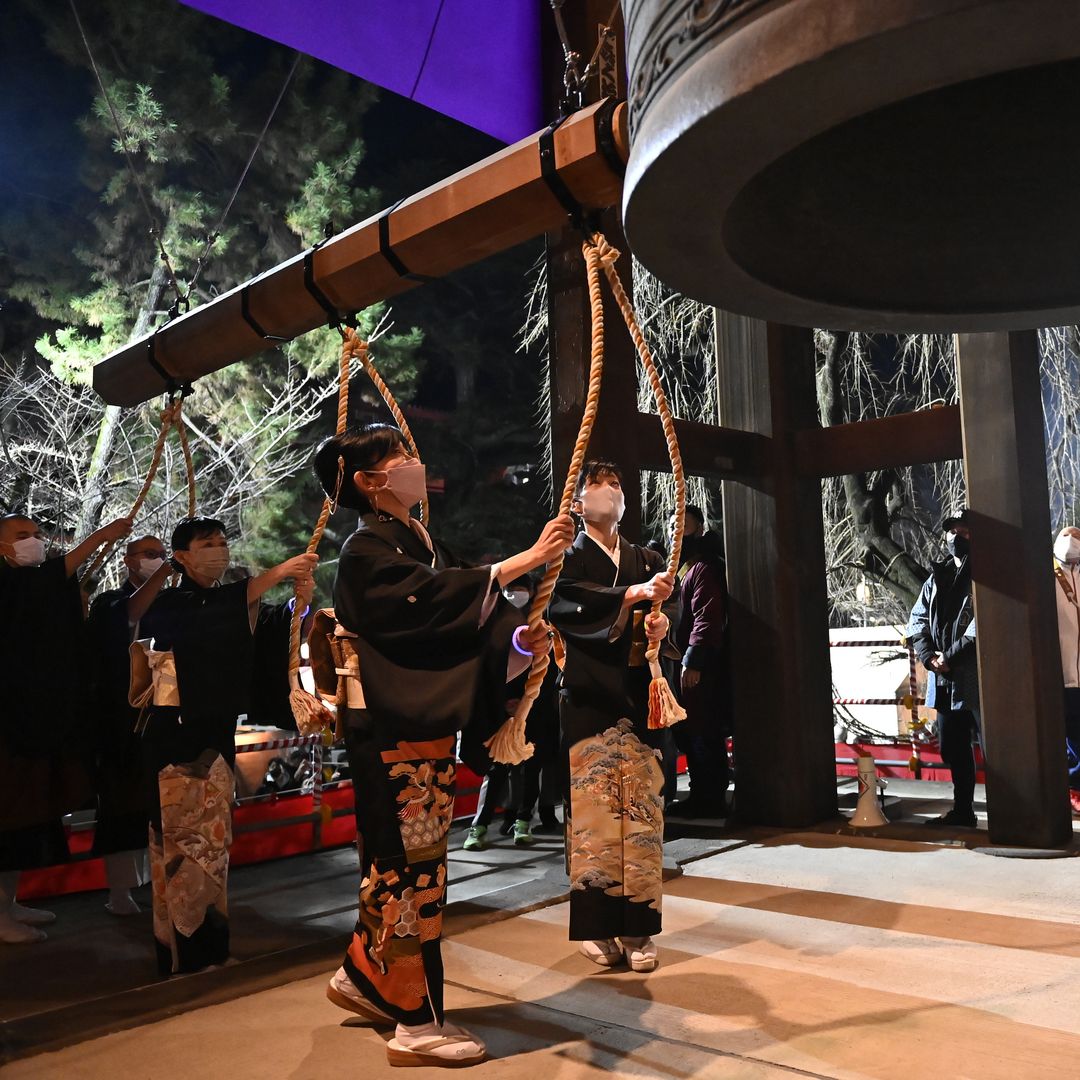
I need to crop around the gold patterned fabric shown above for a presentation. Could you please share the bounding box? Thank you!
[149,750,233,974]
[340,734,457,1025]
[567,719,664,940]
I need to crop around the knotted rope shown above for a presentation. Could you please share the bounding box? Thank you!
[485,230,686,761]
[591,233,686,728]
[356,343,428,525]
[484,235,612,765]
[81,395,195,584]
[288,328,363,735]
[288,325,427,735]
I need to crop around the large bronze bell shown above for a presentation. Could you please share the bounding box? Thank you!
[622,1,1080,332]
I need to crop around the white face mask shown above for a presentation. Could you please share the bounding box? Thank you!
[10,536,47,567]
[137,556,165,579]
[371,459,427,510]
[1054,534,1080,565]
[182,547,230,582]
[579,485,625,526]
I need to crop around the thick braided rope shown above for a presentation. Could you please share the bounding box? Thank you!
[358,348,428,526]
[81,398,182,584]
[174,397,197,519]
[288,329,360,690]
[592,232,686,667]
[485,237,611,764]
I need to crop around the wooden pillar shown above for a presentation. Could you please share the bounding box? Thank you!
[717,315,837,826]
[543,1,642,533]
[956,330,1071,847]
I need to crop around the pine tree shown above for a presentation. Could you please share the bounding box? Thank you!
[3,0,423,571]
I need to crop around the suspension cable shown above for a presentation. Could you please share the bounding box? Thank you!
[68,0,186,309]
[185,52,302,298]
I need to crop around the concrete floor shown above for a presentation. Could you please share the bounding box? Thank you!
[5,783,1080,1079]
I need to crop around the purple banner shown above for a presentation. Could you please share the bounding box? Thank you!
[179,0,544,143]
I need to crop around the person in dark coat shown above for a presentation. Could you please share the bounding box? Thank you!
[667,530,730,818]
[906,509,981,827]
[312,422,572,1068]
[87,534,168,916]
[549,461,679,975]
[0,511,132,944]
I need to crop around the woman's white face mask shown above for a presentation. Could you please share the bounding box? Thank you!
[10,536,47,567]
[368,459,427,509]
[1054,533,1080,565]
[579,485,625,526]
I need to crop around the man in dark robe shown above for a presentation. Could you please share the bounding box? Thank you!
[313,422,572,1069]
[548,461,679,975]
[667,528,730,819]
[128,516,316,974]
[87,534,168,915]
[0,511,132,944]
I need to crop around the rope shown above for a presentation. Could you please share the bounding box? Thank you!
[288,329,360,703]
[356,344,429,525]
[485,236,611,764]
[81,396,189,584]
[589,233,684,664]
[288,324,428,734]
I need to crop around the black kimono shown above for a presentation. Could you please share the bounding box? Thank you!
[0,558,92,871]
[139,576,253,975]
[88,579,151,855]
[549,531,680,942]
[331,511,516,1026]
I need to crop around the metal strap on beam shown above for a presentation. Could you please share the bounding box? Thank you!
[93,100,628,406]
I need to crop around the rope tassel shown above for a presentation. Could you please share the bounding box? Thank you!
[592,233,687,731]
[484,237,611,766]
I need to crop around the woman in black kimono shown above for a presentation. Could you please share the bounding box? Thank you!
[128,517,316,975]
[548,461,678,974]
[313,423,572,1069]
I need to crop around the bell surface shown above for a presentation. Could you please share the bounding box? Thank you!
[623,0,1080,332]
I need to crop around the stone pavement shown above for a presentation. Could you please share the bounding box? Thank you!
[6,827,1080,1080]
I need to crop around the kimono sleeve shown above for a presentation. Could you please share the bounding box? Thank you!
[334,534,494,663]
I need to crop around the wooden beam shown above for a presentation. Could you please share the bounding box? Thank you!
[957,330,1071,848]
[796,406,962,477]
[633,412,771,483]
[718,313,837,827]
[93,100,628,406]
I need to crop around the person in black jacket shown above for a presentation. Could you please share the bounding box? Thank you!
[906,510,981,827]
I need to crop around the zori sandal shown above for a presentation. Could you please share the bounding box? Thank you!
[325,967,395,1025]
[578,938,623,967]
[386,1020,487,1068]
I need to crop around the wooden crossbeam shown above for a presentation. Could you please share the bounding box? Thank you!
[795,405,962,476]
[93,101,628,406]
[634,405,959,484]
[634,413,770,482]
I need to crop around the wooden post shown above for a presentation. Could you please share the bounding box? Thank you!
[543,1,642,534]
[956,330,1071,847]
[717,314,837,826]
